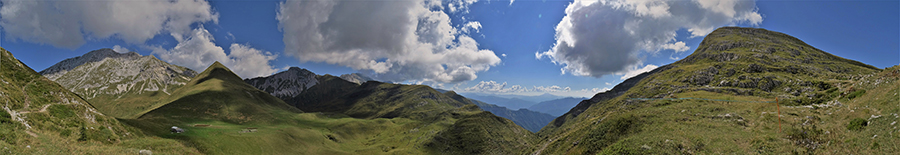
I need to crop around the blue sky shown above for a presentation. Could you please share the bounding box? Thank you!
[2,0,897,97]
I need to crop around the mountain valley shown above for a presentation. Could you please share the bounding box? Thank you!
[1,27,897,154]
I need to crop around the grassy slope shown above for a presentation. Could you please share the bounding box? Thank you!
[535,27,895,154]
[0,47,198,154]
[124,62,535,154]
[289,75,538,154]
[289,75,466,120]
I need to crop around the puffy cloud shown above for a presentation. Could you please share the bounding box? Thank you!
[533,85,569,92]
[112,45,129,53]
[462,80,582,93]
[152,26,278,79]
[0,0,217,49]
[661,41,689,52]
[228,44,279,79]
[580,87,610,93]
[448,0,479,13]
[462,80,611,97]
[277,0,500,83]
[463,81,528,93]
[536,0,761,78]
[616,64,658,80]
[462,21,483,33]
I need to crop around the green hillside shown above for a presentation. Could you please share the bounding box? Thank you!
[534,27,897,154]
[122,62,535,154]
[288,75,467,120]
[287,75,538,154]
[130,61,301,124]
[0,47,198,154]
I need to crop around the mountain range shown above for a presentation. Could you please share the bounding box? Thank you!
[459,93,539,110]
[2,27,897,154]
[247,67,556,133]
[527,97,588,116]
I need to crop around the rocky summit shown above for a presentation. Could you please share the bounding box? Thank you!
[40,48,197,118]
[244,67,318,100]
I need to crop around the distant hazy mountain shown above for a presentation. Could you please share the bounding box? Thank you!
[244,67,318,100]
[459,92,571,110]
[527,97,587,116]
[339,73,374,84]
[40,48,197,118]
[458,93,535,110]
[447,92,555,132]
[495,93,566,103]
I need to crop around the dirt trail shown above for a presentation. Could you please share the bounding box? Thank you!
[532,136,558,155]
[24,130,37,138]
[18,104,50,114]
[20,80,33,109]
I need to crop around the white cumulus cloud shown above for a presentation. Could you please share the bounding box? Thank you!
[536,0,761,78]
[152,26,278,79]
[616,64,659,80]
[277,0,500,83]
[0,0,217,49]
[462,21,483,33]
[112,45,129,53]
[462,80,610,97]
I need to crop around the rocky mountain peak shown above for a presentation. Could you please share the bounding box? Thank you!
[40,48,197,112]
[39,48,141,80]
[244,67,319,100]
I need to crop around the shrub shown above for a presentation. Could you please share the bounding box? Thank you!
[583,114,641,154]
[49,104,76,119]
[0,123,19,144]
[79,125,118,143]
[0,110,11,124]
[847,118,867,131]
[846,90,866,100]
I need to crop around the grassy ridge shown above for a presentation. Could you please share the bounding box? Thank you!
[289,75,466,120]
[122,61,536,154]
[534,27,896,154]
[0,47,199,154]
[538,66,899,154]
